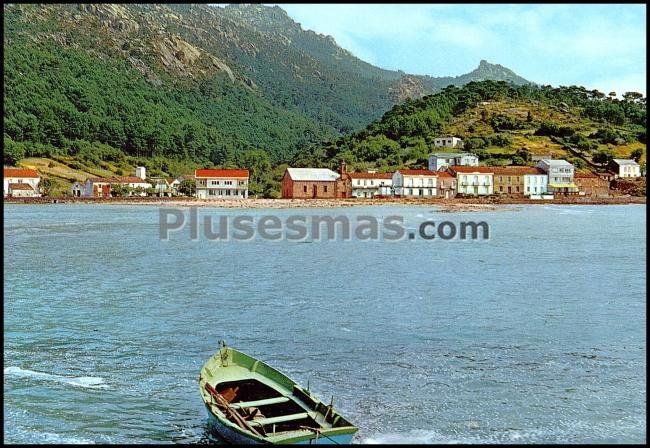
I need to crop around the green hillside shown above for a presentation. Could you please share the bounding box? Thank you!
[304,81,646,173]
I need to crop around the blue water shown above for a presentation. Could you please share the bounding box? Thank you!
[3,204,646,443]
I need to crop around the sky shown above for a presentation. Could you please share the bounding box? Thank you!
[273,3,646,96]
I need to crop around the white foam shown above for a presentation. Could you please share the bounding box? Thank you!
[4,366,109,390]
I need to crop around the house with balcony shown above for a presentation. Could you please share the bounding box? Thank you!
[195,168,249,199]
[392,169,438,197]
[428,152,479,171]
[448,166,494,196]
[3,168,41,197]
[349,171,393,198]
[536,159,578,195]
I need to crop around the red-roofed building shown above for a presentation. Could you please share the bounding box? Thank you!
[349,171,393,198]
[195,168,250,199]
[393,169,438,197]
[4,167,41,197]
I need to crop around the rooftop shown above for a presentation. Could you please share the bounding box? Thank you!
[195,168,249,178]
[285,168,340,182]
[429,152,472,158]
[448,166,495,174]
[491,166,545,175]
[4,168,40,178]
[612,159,640,166]
[397,169,438,176]
[8,183,36,191]
[349,172,393,179]
[539,159,573,167]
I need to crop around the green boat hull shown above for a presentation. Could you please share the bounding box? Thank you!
[199,345,358,444]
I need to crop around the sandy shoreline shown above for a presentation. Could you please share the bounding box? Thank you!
[4,195,645,211]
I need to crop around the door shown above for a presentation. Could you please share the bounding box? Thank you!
[312,184,318,198]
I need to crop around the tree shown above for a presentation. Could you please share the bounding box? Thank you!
[623,92,644,103]
[178,179,196,196]
[526,110,533,122]
[110,184,129,197]
[630,148,643,162]
[3,136,25,165]
[592,149,614,165]
[511,155,525,165]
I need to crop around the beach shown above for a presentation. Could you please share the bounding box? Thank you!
[4,195,646,211]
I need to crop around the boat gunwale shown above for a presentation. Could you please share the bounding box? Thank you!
[199,346,358,443]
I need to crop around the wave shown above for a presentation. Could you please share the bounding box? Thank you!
[4,366,109,389]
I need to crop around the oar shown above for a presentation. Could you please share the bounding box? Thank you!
[204,383,265,438]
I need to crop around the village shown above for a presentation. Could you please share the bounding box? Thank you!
[3,137,645,203]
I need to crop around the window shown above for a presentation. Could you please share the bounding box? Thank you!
[303,185,307,193]
[324,185,328,193]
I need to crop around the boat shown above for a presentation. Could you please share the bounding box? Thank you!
[199,341,358,444]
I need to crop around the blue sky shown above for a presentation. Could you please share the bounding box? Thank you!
[273,4,646,96]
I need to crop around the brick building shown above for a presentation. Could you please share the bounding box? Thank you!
[574,170,610,197]
[281,162,351,199]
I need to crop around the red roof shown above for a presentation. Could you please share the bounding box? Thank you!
[491,166,545,175]
[398,169,438,176]
[448,166,495,174]
[195,168,249,178]
[8,183,35,191]
[349,172,393,179]
[4,168,39,178]
[436,171,453,178]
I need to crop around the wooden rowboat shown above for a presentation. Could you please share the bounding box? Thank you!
[199,342,358,444]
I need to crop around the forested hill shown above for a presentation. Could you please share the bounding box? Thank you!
[4,3,533,177]
[304,81,646,173]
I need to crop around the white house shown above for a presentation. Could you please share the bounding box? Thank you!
[83,176,153,197]
[448,166,494,196]
[609,159,641,178]
[71,181,85,197]
[135,166,147,180]
[4,168,41,197]
[392,169,438,197]
[523,167,549,196]
[195,168,249,199]
[536,159,578,194]
[349,171,393,198]
[434,136,463,148]
[428,152,479,171]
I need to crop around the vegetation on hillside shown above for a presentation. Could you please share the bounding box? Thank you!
[301,81,646,173]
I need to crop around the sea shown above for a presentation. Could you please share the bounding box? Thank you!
[3,203,646,443]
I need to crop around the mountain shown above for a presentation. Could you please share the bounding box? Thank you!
[4,3,537,195]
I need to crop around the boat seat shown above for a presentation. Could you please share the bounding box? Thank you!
[229,396,290,409]
[248,412,310,427]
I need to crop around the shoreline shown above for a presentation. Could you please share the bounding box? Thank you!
[4,195,645,210]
